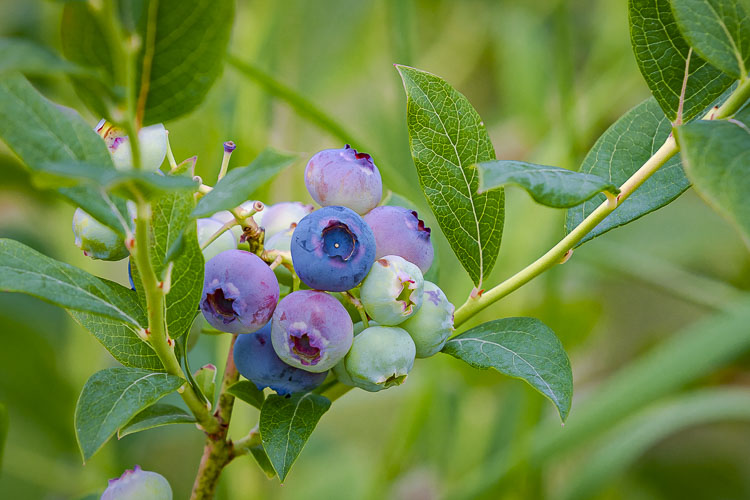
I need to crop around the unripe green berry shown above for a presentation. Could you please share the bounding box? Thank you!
[72,208,128,261]
[340,325,416,392]
[360,255,424,325]
[400,281,454,357]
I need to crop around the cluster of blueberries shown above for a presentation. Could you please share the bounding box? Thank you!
[205,145,455,394]
[71,122,455,396]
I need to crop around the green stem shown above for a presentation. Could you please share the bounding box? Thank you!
[453,77,750,328]
[132,198,219,433]
[453,136,678,327]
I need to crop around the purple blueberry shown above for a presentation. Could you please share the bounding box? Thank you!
[101,465,172,500]
[359,255,424,325]
[291,206,376,292]
[259,202,314,238]
[363,206,434,273]
[401,281,454,357]
[234,322,327,395]
[304,145,382,214]
[271,290,353,372]
[201,250,279,334]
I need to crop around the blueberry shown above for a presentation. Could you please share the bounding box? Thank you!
[201,250,279,334]
[234,322,327,395]
[363,206,434,273]
[338,326,415,392]
[304,145,382,214]
[359,255,424,325]
[95,120,167,171]
[291,206,376,292]
[331,320,376,385]
[401,281,454,357]
[271,290,353,372]
[259,202,314,238]
[72,208,129,261]
[196,218,237,262]
[101,465,172,500]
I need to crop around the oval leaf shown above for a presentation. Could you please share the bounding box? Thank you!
[396,65,504,287]
[676,115,750,247]
[227,380,266,410]
[671,0,750,79]
[191,148,297,218]
[260,392,331,482]
[75,368,183,461]
[442,317,572,422]
[118,403,195,438]
[629,0,734,121]
[564,98,687,244]
[476,160,619,208]
[69,311,163,371]
[0,239,145,328]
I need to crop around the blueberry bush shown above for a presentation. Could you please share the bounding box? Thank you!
[0,0,749,498]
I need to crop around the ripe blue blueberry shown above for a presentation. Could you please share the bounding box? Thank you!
[360,255,424,325]
[400,281,454,357]
[304,145,382,214]
[101,465,172,500]
[338,326,416,392]
[95,119,167,171]
[234,322,327,395]
[259,201,314,238]
[71,208,129,261]
[201,250,279,334]
[271,290,353,373]
[291,206,376,292]
[363,205,434,273]
[196,218,237,262]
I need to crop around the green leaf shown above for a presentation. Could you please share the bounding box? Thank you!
[0,403,7,472]
[150,193,205,339]
[476,160,619,208]
[75,367,183,461]
[134,0,235,124]
[560,388,750,500]
[671,0,750,79]
[396,65,504,287]
[193,364,217,406]
[564,98,687,244]
[227,380,266,410]
[62,0,235,123]
[442,317,573,422]
[118,403,195,438]
[249,445,277,479]
[259,392,332,481]
[30,160,197,198]
[628,0,734,121]
[676,117,750,246]
[192,148,298,218]
[68,311,163,371]
[380,190,419,211]
[0,73,128,235]
[0,38,90,77]
[0,239,145,327]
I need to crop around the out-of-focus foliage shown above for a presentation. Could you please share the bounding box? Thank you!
[1,1,749,499]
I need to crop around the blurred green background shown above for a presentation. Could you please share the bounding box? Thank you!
[2,0,750,499]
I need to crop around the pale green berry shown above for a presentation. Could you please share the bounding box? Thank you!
[400,281,454,357]
[101,465,172,500]
[342,326,415,392]
[72,208,128,261]
[96,119,167,171]
[196,218,237,262]
[360,255,424,325]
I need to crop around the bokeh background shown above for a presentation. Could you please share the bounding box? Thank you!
[2,1,750,499]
